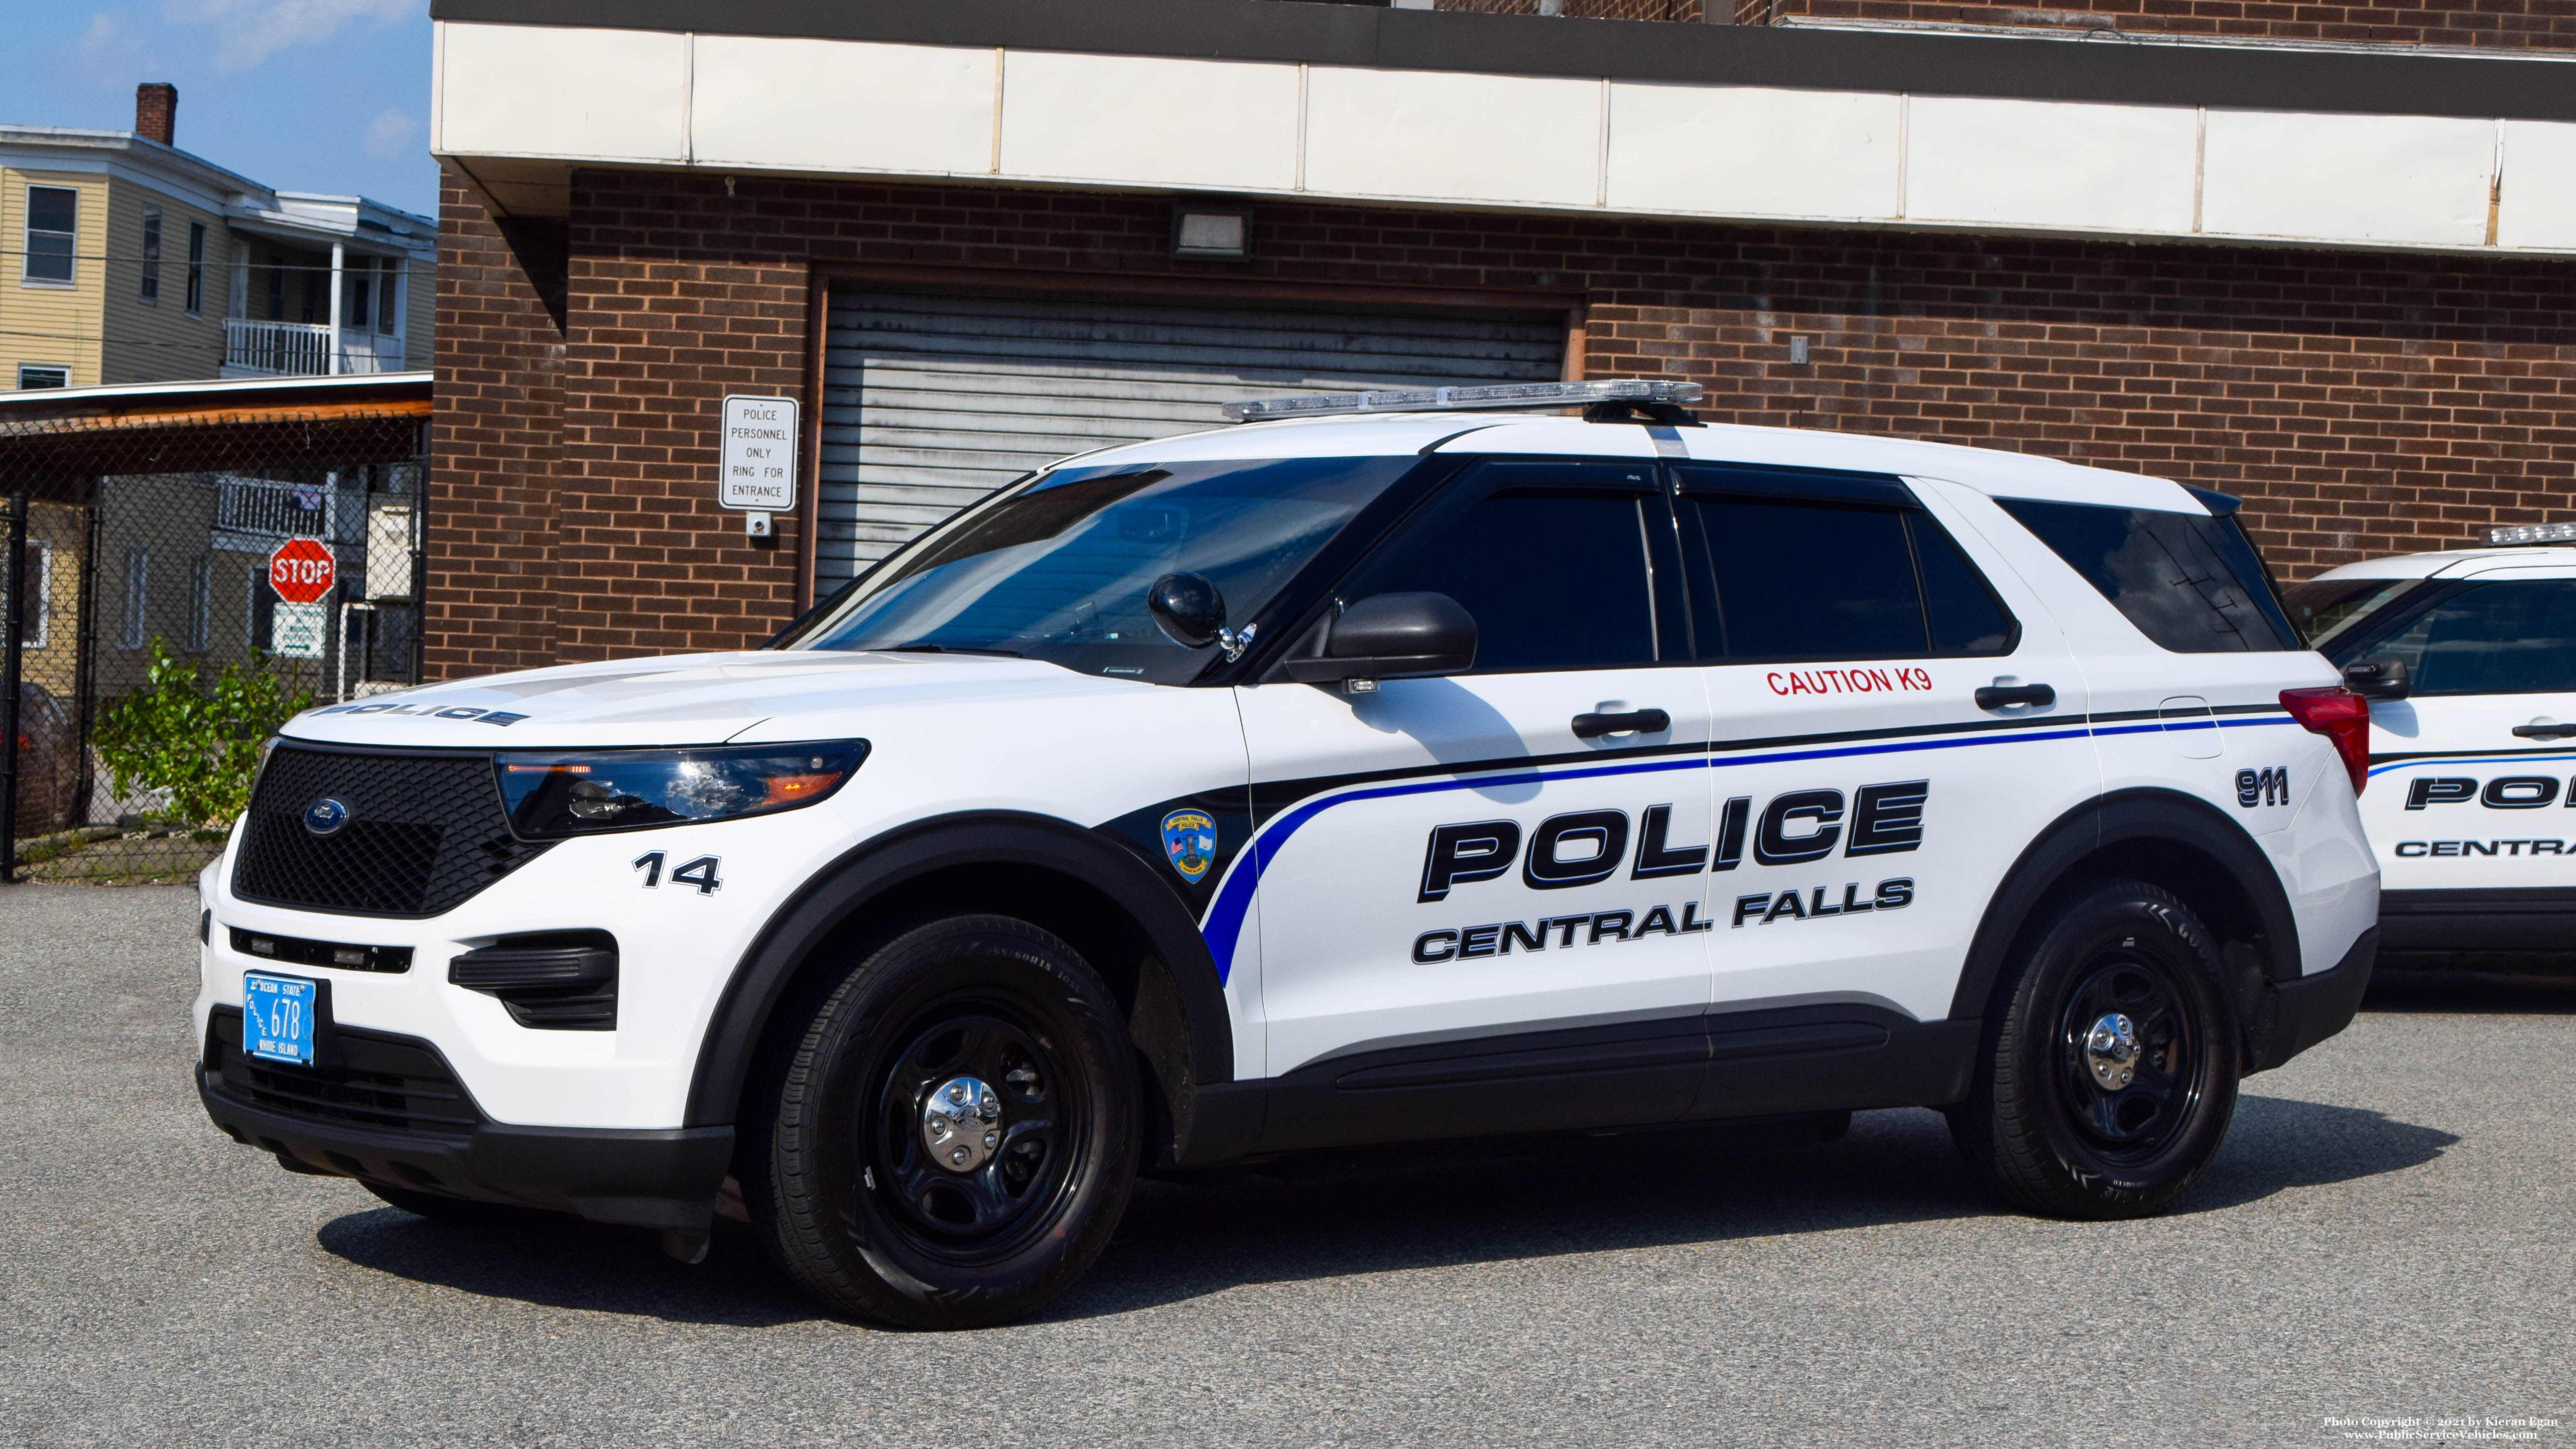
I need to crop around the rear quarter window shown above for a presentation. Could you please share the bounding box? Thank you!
[2000,498,2300,653]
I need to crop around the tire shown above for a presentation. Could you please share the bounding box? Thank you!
[749,914,1139,1329]
[1948,879,2241,1219]
[362,1181,554,1228]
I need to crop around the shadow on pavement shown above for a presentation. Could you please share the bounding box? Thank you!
[315,1096,2455,1328]
[314,1209,824,1329]
[2181,1095,2458,1214]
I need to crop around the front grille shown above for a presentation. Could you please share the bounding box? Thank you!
[206,1006,484,1141]
[233,745,552,917]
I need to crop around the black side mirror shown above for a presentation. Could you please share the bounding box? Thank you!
[1147,572,1228,649]
[1281,592,1477,685]
[2344,655,2410,701]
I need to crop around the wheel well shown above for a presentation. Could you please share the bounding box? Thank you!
[730,861,1192,1171]
[2050,837,2270,960]
[1950,792,2300,1032]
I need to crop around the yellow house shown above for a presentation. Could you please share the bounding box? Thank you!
[3,84,431,391]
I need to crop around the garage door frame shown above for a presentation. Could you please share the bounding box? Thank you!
[792,259,1589,609]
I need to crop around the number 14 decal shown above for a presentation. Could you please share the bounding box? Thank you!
[633,851,723,895]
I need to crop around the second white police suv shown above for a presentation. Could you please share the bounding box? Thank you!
[2285,523,2576,961]
[196,380,2381,1329]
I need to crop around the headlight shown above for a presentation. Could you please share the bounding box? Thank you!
[495,740,869,838]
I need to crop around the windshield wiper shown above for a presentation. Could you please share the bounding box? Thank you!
[875,642,1024,658]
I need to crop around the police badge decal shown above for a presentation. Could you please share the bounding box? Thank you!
[1160,810,1218,884]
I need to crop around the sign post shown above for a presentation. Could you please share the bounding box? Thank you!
[267,538,334,661]
[720,394,799,537]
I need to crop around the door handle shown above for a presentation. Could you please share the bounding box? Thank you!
[1572,708,1670,739]
[2511,723,2573,739]
[1975,683,2056,710]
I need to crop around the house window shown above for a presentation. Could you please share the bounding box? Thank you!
[16,365,69,389]
[266,258,285,321]
[9,541,51,649]
[23,185,76,286]
[376,259,400,334]
[122,547,149,649]
[344,267,371,329]
[188,555,212,653]
[185,222,206,314]
[140,205,162,302]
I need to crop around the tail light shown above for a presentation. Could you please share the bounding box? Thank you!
[2280,687,2371,796]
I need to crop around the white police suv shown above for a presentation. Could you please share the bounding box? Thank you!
[197,380,2380,1329]
[2285,524,2576,965]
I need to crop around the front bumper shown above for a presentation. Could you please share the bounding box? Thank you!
[197,1008,732,1229]
[2246,927,2376,1073]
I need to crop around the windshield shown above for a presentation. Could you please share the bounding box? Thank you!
[2281,577,2423,650]
[786,455,1419,683]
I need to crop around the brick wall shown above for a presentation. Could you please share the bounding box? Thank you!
[430,168,2576,671]
[1764,0,2576,49]
[428,168,567,680]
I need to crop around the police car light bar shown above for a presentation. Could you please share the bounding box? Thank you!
[1220,378,1704,424]
[2488,521,2576,547]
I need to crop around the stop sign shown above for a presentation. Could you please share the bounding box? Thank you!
[268,538,336,604]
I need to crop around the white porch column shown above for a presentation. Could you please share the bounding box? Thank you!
[326,241,344,376]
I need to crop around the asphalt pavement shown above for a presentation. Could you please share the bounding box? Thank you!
[2,882,2569,1447]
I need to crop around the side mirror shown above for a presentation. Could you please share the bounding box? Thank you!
[1281,592,1477,685]
[1147,572,1228,649]
[2344,655,2410,701]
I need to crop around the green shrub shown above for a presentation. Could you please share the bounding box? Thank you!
[93,642,312,828]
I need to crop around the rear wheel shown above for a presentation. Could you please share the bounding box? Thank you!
[750,914,1138,1329]
[1949,879,2240,1218]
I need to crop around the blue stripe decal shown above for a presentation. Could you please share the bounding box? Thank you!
[1200,723,2103,985]
[1198,711,2302,983]
[2367,749,2576,779]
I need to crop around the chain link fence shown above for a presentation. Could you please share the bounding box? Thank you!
[2,402,427,884]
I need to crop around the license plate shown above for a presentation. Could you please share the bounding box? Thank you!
[242,972,318,1067]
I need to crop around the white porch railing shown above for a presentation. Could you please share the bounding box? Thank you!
[223,319,402,377]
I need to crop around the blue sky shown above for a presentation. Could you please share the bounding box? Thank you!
[3,1,437,217]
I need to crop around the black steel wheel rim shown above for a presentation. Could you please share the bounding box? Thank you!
[2055,952,2204,1163]
[864,1002,1085,1262]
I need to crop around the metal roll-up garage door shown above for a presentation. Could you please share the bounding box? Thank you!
[814,289,1568,590]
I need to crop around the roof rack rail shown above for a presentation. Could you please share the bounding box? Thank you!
[1220,378,1703,424]
[2488,521,2576,547]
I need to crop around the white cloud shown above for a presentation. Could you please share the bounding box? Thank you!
[68,11,161,87]
[359,106,416,161]
[161,0,419,74]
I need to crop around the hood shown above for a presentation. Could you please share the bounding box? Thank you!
[282,649,1141,750]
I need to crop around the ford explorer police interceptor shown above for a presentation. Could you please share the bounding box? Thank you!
[2286,524,2576,965]
[196,379,2380,1329]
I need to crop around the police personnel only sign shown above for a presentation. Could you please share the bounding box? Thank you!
[719,395,799,511]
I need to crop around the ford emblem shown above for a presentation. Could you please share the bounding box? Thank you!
[303,798,350,837]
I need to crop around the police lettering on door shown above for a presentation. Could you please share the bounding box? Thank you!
[1410,780,1928,964]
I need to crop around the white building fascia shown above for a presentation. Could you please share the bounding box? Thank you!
[426,2,2576,258]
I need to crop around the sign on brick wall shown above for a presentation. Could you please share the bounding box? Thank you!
[720,395,799,512]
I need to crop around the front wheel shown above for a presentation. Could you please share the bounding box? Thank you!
[1949,880,2240,1218]
[751,915,1138,1329]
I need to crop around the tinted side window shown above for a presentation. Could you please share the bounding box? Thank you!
[1683,497,2013,661]
[1913,517,2016,654]
[1351,488,1664,672]
[2000,499,2298,652]
[1695,499,1923,659]
[2348,581,2576,696]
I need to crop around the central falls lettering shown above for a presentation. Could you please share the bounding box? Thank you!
[1408,781,1929,963]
